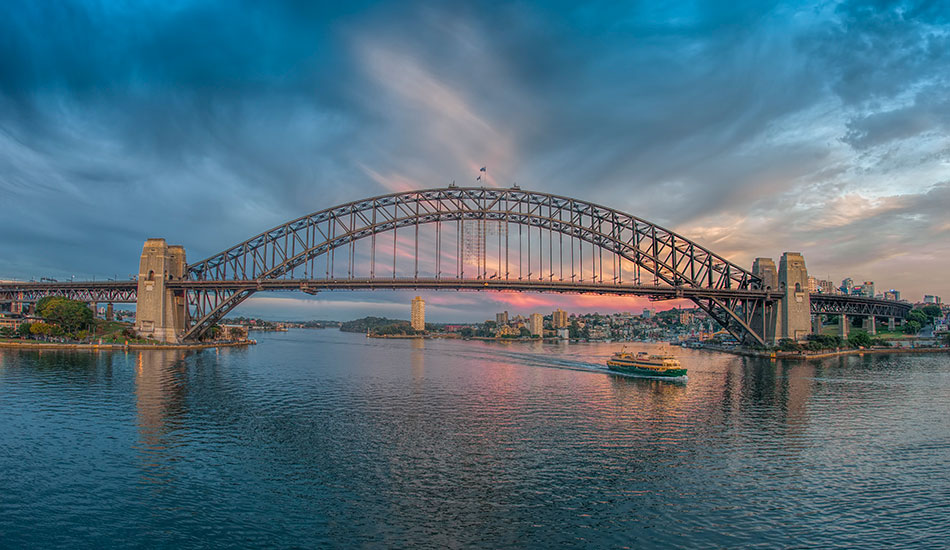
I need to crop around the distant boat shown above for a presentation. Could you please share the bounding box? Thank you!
[606,348,687,380]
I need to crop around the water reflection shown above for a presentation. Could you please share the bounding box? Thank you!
[3,332,947,548]
[133,350,189,486]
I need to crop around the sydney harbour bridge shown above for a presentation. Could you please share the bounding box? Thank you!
[0,187,910,344]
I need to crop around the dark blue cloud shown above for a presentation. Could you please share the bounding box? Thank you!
[1,0,948,316]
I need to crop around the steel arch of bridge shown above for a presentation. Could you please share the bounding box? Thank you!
[182,187,768,342]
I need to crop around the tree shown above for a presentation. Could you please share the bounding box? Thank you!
[17,323,32,338]
[921,305,942,321]
[806,333,842,349]
[907,309,928,326]
[459,327,473,338]
[36,297,94,337]
[30,322,54,336]
[778,338,800,351]
[519,326,531,337]
[903,320,921,335]
[568,320,580,339]
[848,331,872,348]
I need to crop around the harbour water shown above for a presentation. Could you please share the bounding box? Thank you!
[1,330,948,548]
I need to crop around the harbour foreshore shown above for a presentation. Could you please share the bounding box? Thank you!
[0,340,256,351]
[701,343,949,360]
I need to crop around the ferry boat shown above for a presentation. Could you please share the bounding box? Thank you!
[606,348,687,379]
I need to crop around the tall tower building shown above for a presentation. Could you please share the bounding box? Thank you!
[552,308,568,328]
[411,296,425,332]
[496,311,509,325]
[529,313,543,336]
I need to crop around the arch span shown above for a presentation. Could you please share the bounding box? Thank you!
[182,187,767,342]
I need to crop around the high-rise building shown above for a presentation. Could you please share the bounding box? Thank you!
[807,276,819,292]
[863,281,875,297]
[884,290,901,301]
[818,279,835,294]
[496,311,509,325]
[552,308,568,328]
[841,278,854,294]
[411,296,425,331]
[924,295,942,304]
[529,313,543,336]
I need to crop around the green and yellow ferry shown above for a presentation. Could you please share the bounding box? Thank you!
[606,349,687,379]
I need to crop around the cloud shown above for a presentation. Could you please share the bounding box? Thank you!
[1,0,949,318]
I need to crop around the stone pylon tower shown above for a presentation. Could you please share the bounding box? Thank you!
[135,239,187,343]
[752,258,777,290]
[778,252,811,341]
[751,258,779,343]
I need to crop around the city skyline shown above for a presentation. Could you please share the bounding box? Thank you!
[2,1,949,321]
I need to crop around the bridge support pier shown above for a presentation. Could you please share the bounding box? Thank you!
[888,317,895,331]
[812,314,823,335]
[863,316,877,336]
[134,239,187,343]
[106,303,114,322]
[839,314,849,339]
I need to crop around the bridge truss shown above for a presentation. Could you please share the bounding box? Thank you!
[0,187,912,345]
[810,294,911,318]
[181,187,770,343]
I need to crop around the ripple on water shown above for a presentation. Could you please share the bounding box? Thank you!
[1,335,949,548]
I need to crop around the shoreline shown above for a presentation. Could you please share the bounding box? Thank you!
[701,343,949,360]
[0,340,257,351]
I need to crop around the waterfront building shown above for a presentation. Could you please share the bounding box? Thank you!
[410,296,425,331]
[495,324,519,337]
[552,308,568,328]
[529,313,543,336]
[218,325,249,341]
[496,311,509,325]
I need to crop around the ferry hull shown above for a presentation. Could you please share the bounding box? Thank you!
[606,360,687,378]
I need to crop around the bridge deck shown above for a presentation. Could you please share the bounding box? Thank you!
[0,279,912,318]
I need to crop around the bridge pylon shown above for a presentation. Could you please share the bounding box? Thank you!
[751,258,779,343]
[778,252,812,341]
[750,253,813,343]
[135,239,187,343]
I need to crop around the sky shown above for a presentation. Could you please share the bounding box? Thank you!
[2,0,949,322]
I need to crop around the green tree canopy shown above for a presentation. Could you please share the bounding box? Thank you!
[921,305,942,320]
[36,297,94,336]
[848,331,872,348]
[907,309,928,326]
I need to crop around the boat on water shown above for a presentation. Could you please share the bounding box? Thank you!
[606,348,687,379]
